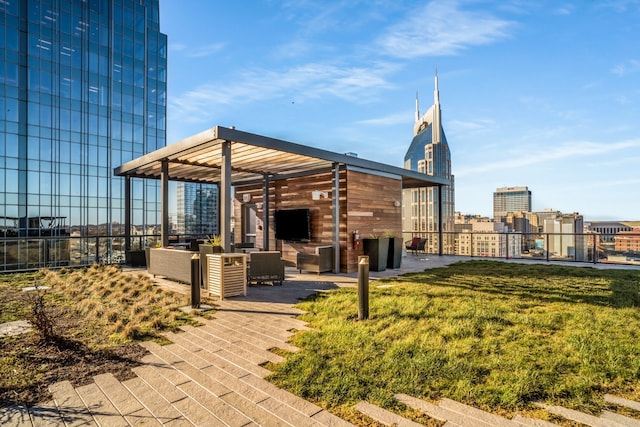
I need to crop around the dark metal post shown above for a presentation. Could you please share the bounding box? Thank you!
[221,141,232,252]
[160,160,169,248]
[358,256,369,320]
[263,174,270,251]
[125,176,131,251]
[191,254,201,309]
[332,163,341,273]
[438,185,443,256]
[505,233,509,259]
[546,233,550,262]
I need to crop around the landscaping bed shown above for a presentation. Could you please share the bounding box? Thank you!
[0,265,210,407]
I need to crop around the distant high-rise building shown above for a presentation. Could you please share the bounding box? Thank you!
[542,212,586,261]
[176,183,218,236]
[493,186,532,221]
[0,0,167,269]
[403,72,455,253]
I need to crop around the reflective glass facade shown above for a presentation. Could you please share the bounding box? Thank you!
[0,0,166,269]
[176,182,219,237]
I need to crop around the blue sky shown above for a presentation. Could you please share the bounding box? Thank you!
[160,0,640,221]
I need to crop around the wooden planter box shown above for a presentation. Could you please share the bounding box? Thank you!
[199,244,223,289]
[207,253,247,299]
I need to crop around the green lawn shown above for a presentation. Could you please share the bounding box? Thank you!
[267,260,640,424]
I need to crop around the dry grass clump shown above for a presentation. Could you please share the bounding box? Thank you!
[42,264,195,343]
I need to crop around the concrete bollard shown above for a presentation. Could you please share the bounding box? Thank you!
[190,254,201,309]
[358,256,369,320]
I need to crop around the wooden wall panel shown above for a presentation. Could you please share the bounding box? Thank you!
[345,170,402,272]
[234,168,402,273]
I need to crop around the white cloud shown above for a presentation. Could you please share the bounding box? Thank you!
[596,0,640,13]
[553,4,575,15]
[448,118,496,133]
[169,42,186,52]
[377,1,514,58]
[456,139,640,177]
[611,59,640,76]
[169,42,225,58]
[185,43,226,58]
[356,111,412,126]
[169,62,397,124]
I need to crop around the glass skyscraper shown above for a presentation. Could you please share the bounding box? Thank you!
[0,0,166,270]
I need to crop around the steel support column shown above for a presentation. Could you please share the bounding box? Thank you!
[221,141,232,252]
[161,160,169,247]
[438,184,443,256]
[125,175,131,251]
[332,163,340,273]
[262,174,270,251]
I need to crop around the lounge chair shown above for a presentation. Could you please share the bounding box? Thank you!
[248,251,285,286]
[297,246,334,274]
[405,237,426,255]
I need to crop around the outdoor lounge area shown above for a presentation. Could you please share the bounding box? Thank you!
[115,126,450,276]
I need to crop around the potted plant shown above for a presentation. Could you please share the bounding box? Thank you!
[385,231,403,269]
[200,235,223,289]
[125,242,146,267]
[362,234,389,272]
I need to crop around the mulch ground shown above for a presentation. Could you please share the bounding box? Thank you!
[0,305,148,407]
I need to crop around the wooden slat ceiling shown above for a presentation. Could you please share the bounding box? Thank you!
[114,126,450,188]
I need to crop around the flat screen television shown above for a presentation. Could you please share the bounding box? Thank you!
[274,208,311,242]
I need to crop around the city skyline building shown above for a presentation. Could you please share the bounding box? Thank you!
[176,182,218,236]
[0,0,167,269]
[542,212,586,261]
[493,186,532,222]
[403,72,455,253]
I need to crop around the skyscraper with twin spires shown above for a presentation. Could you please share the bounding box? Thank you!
[403,72,455,253]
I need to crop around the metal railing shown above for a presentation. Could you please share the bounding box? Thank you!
[0,231,638,273]
[401,231,640,266]
[0,233,208,273]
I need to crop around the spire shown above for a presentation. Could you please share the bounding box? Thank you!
[433,68,441,144]
[434,67,440,105]
[415,90,420,122]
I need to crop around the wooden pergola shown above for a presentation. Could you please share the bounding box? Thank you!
[114,126,450,271]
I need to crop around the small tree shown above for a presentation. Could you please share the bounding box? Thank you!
[27,281,56,341]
